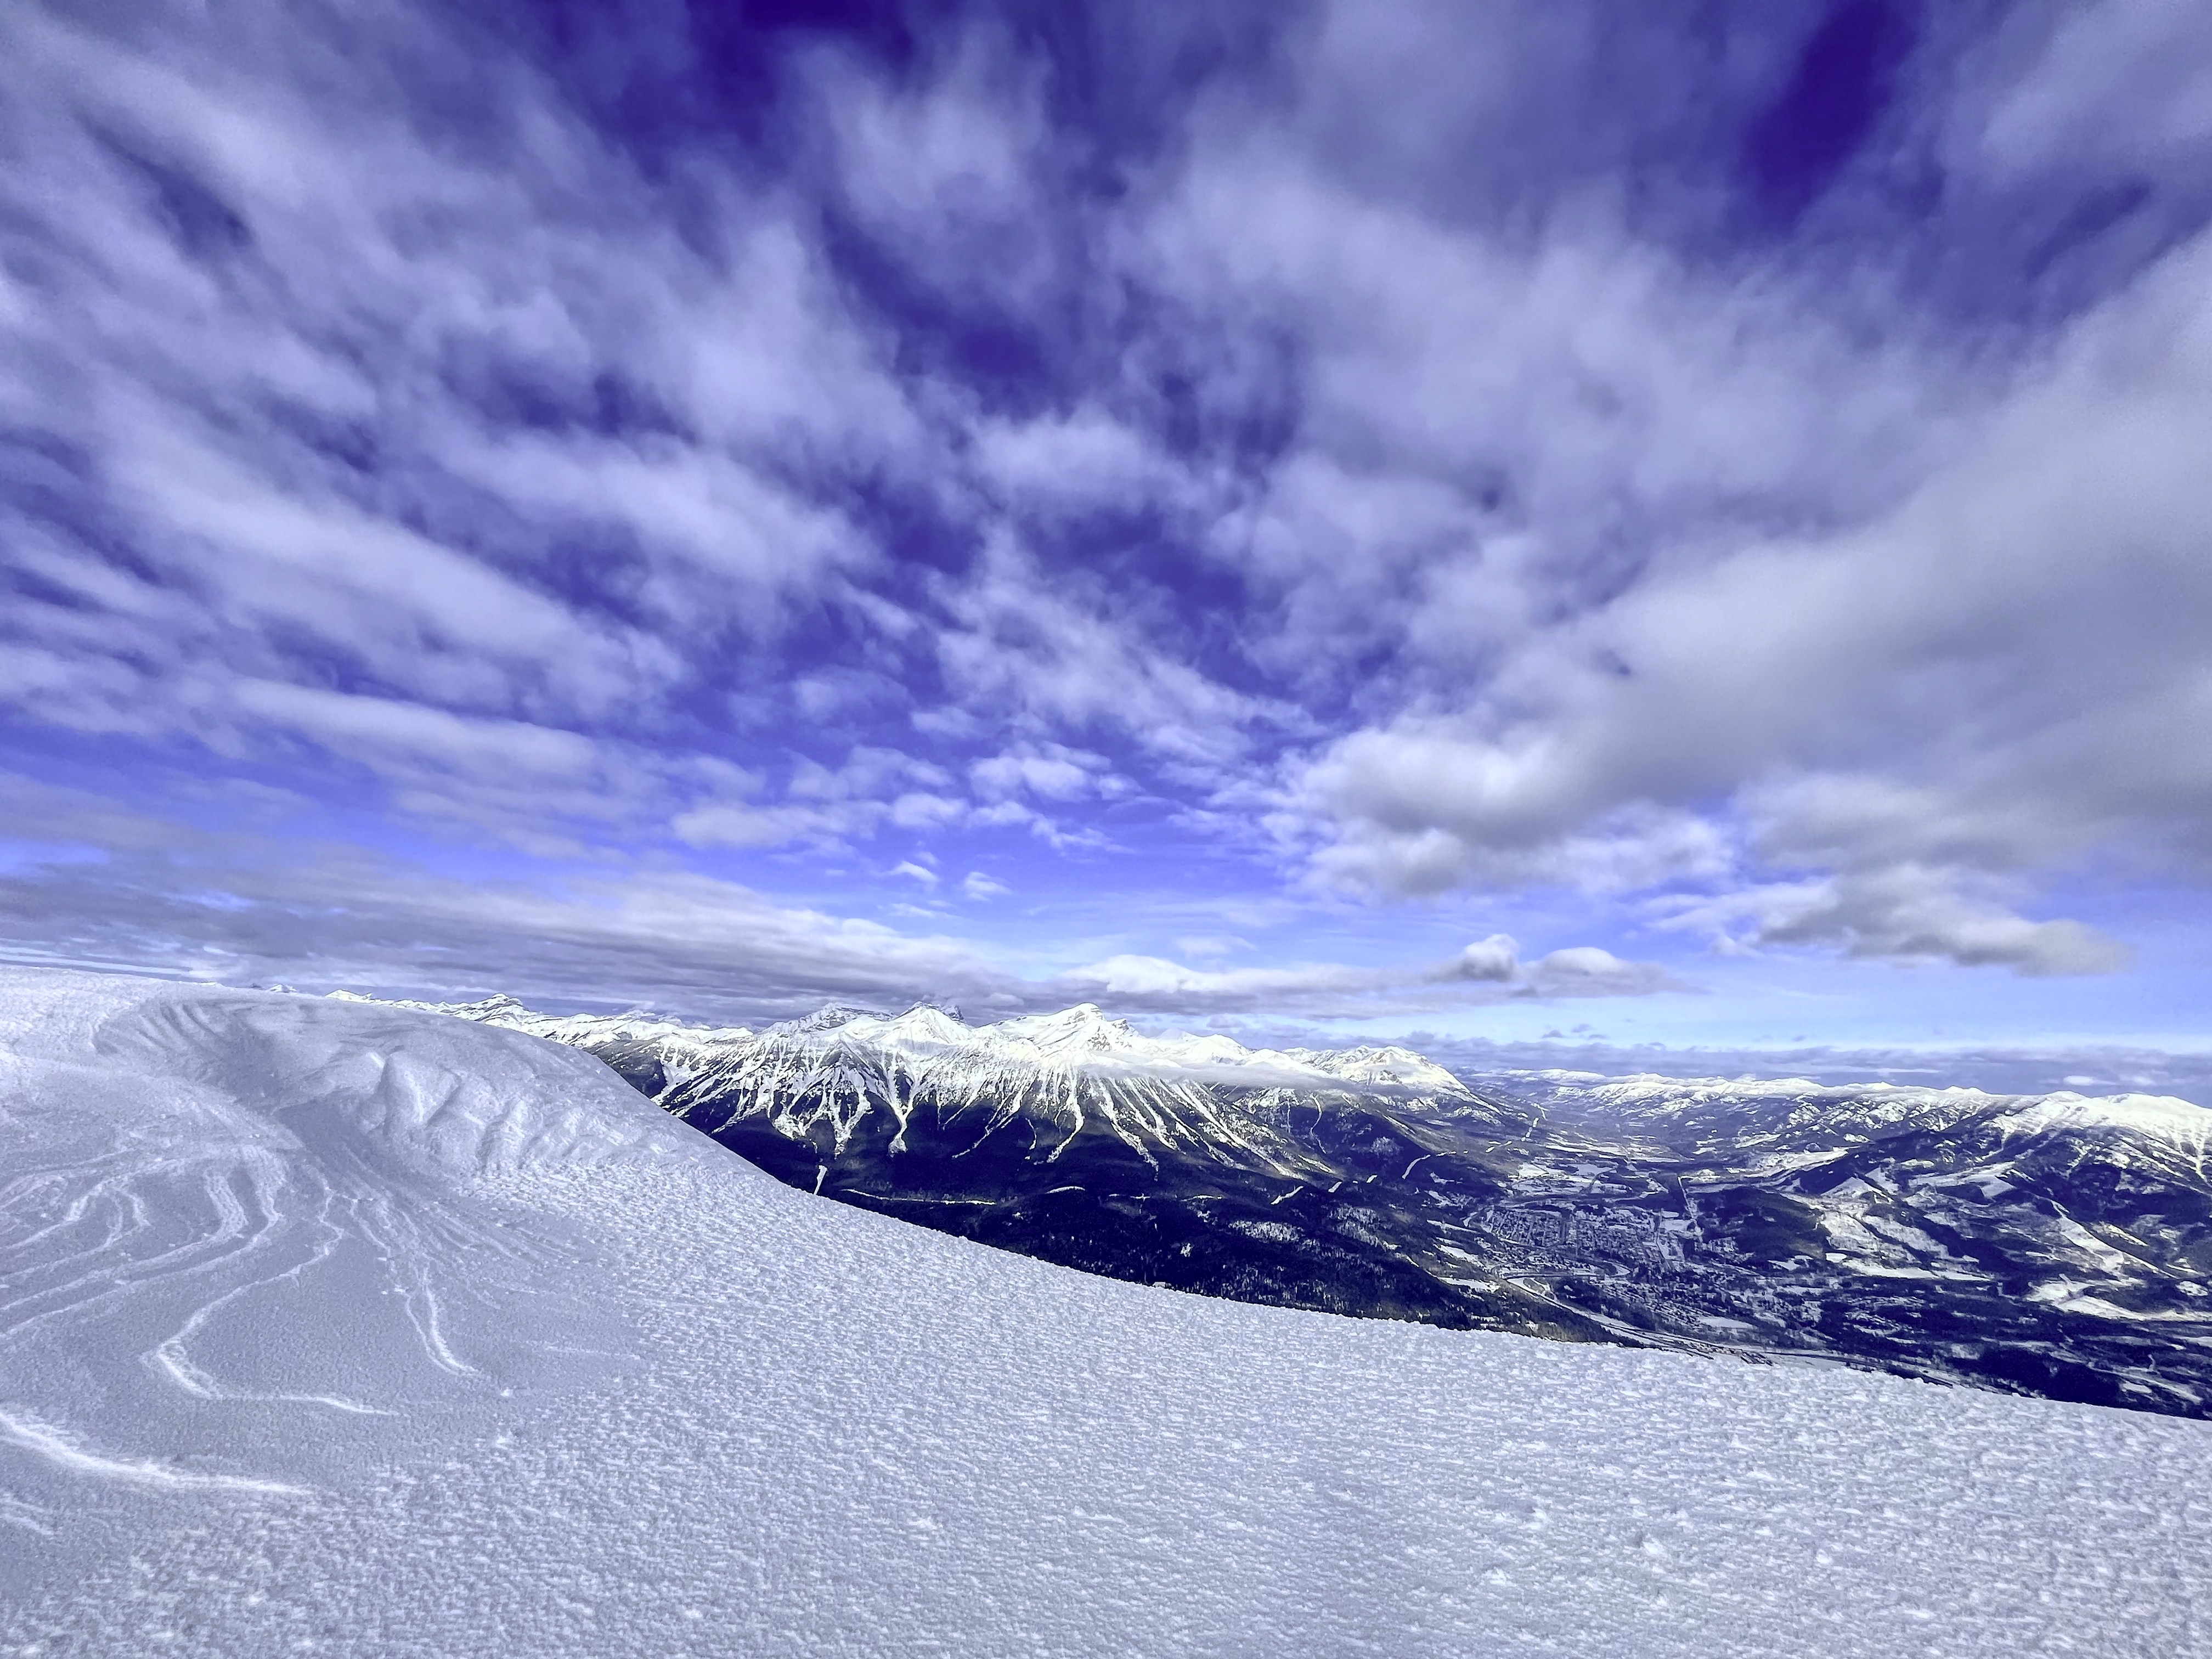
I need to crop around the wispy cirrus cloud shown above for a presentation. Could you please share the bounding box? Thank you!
[3,0,2210,1035]
[1064,932,1685,1020]
[1286,222,2212,969]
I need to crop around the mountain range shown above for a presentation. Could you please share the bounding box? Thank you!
[366,992,2212,1418]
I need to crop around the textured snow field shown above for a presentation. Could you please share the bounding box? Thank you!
[2,972,2206,1657]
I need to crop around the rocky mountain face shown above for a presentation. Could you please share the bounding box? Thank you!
[383,994,2212,1417]
[1500,1073,2212,1413]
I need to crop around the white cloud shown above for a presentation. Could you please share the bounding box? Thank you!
[932,539,1283,769]
[973,409,1193,517]
[0,3,952,838]
[792,749,952,803]
[889,793,971,832]
[970,742,1122,804]
[1657,868,2135,979]
[814,27,1059,309]
[0,776,1684,1025]
[3,0,2206,1012]
[672,799,879,853]
[0,777,1009,1020]
[1058,933,1685,1017]
[1520,945,1680,998]
[1967,1,2212,181]
[1284,222,2212,972]
[1448,935,1520,983]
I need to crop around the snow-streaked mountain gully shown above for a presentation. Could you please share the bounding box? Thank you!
[2,970,2207,1657]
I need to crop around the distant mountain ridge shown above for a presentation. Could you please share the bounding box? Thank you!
[362,991,2212,1417]
[336,991,1494,1164]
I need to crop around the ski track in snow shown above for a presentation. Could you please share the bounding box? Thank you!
[1,968,2208,1657]
[0,1408,310,1498]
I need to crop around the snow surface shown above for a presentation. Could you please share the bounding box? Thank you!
[3,968,2209,1657]
[1991,1090,2212,1155]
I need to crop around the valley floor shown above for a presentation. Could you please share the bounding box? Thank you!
[2,970,2207,1657]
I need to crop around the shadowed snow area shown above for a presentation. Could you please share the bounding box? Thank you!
[2,970,2208,1656]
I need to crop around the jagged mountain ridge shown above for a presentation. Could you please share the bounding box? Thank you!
[368,992,1560,1331]
[347,992,1503,1170]
[668,1002,1506,1177]
[376,991,2212,1415]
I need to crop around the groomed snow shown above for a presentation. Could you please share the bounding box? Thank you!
[2,969,2207,1657]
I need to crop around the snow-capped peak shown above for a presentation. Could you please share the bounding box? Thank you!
[765,1004,879,1037]
[863,1003,973,1049]
[994,1003,1141,1056]
[347,988,1487,1113]
[1990,1091,2212,1150]
[1289,1044,1469,1096]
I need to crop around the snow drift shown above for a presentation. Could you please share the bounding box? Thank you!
[1,969,2207,1657]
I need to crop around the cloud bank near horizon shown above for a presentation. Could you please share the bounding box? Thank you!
[0,774,1684,1022]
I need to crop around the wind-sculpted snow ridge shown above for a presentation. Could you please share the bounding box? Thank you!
[3,969,2210,1657]
[325,989,754,1091]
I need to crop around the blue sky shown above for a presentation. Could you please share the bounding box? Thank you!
[3,1,2211,1063]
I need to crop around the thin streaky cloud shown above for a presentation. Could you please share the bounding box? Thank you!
[1,2,2208,1052]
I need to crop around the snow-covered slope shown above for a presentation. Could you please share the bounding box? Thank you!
[326,989,755,1097]
[390,992,1550,1335]
[4,969,2208,1657]
[360,992,2212,1408]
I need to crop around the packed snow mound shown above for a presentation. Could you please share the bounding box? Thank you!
[31,975,703,1178]
[329,988,755,1062]
[5,969,2209,1659]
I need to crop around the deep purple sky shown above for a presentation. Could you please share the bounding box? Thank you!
[3,1,2210,1064]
